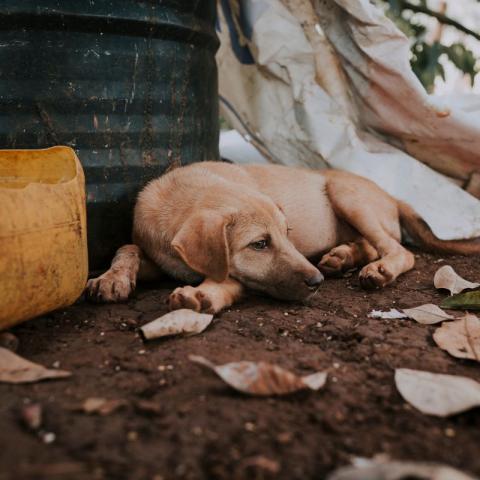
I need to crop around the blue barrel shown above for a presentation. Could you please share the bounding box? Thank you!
[0,1,219,269]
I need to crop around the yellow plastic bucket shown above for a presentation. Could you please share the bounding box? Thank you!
[0,146,88,330]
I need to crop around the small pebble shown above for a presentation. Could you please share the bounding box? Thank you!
[52,361,60,369]
[0,332,19,352]
[20,403,42,430]
[276,431,293,444]
[445,427,456,438]
[42,432,56,444]
[244,422,256,432]
[127,431,138,441]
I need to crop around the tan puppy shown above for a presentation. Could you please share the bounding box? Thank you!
[86,162,480,313]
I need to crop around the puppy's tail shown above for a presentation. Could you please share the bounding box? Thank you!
[398,201,480,255]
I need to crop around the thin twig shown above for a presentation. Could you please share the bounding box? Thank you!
[399,0,480,42]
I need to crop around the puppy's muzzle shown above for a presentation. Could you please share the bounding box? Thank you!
[304,271,324,290]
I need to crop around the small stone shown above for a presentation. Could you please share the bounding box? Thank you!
[135,400,163,416]
[192,426,203,436]
[316,322,323,328]
[42,432,56,444]
[52,361,60,369]
[333,363,340,369]
[20,403,42,430]
[276,431,293,444]
[0,332,19,352]
[158,365,166,371]
[445,427,456,438]
[127,431,138,441]
[244,422,256,432]
[124,318,138,327]
[138,350,146,355]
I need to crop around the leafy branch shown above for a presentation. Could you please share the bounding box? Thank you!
[379,0,479,92]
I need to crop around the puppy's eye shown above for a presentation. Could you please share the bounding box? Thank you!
[250,239,268,250]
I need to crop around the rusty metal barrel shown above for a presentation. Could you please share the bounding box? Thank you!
[0,1,219,270]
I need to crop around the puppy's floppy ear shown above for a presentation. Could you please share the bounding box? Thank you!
[171,210,230,282]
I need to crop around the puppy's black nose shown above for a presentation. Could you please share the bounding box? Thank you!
[304,271,324,288]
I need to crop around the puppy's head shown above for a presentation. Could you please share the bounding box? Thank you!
[171,192,323,301]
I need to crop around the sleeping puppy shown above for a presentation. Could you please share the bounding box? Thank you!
[86,162,480,313]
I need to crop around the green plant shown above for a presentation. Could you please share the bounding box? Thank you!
[378,0,479,92]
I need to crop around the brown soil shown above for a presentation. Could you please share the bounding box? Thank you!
[1,252,480,480]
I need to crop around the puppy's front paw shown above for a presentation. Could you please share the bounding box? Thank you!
[318,245,353,276]
[168,286,215,314]
[359,261,393,289]
[85,269,135,303]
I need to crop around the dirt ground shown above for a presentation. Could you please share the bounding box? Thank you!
[1,251,480,480]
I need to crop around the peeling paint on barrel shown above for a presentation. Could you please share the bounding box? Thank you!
[0,1,220,269]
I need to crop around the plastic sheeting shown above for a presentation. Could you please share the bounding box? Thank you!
[217,0,480,240]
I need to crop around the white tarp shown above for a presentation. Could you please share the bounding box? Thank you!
[216,0,480,239]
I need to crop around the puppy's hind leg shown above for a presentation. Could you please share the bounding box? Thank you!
[325,172,415,289]
[86,244,161,303]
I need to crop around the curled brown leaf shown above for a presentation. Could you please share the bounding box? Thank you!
[434,265,479,295]
[0,347,71,384]
[140,309,213,340]
[433,313,480,362]
[189,355,327,396]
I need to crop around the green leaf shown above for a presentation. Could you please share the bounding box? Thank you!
[441,291,480,310]
[442,43,478,86]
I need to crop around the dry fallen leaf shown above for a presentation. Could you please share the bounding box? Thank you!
[0,347,71,384]
[368,309,406,319]
[369,305,453,325]
[402,304,454,325]
[189,355,327,396]
[82,397,127,415]
[140,309,213,340]
[433,314,480,362]
[434,265,479,295]
[327,460,476,480]
[395,368,480,417]
[441,291,480,311]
